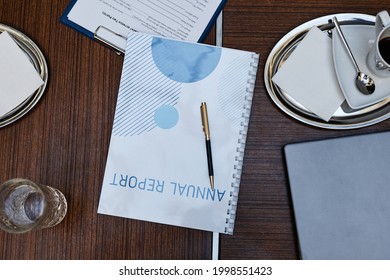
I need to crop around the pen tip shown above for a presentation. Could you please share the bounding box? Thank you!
[210,176,214,190]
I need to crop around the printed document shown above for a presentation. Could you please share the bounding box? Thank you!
[66,0,225,50]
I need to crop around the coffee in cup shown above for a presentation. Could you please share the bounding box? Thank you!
[378,36,390,65]
[367,10,390,77]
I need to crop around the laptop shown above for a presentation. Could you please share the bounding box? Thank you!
[284,131,390,259]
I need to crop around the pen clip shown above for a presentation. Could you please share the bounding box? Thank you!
[200,102,210,140]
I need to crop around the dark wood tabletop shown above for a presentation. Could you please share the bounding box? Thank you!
[0,0,389,260]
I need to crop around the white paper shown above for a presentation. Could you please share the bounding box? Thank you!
[0,32,44,117]
[272,26,344,122]
[67,0,224,43]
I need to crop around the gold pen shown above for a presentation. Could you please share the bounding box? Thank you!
[200,102,214,190]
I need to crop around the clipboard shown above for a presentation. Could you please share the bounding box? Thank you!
[61,0,227,55]
[60,0,126,54]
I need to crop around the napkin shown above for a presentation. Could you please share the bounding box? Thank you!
[0,31,44,117]
[272,26,344,121]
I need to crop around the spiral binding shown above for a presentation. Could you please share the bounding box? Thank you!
[224,54,259,235]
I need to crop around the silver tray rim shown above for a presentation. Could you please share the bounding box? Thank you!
[0,23,48,128]
[264,13,390,130]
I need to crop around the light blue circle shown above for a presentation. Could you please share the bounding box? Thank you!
[154,105,179,129]
[151,37,221,83]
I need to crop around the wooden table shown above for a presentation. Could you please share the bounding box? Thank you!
[0,0,389,260]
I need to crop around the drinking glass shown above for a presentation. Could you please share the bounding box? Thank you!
[0,178,67,233]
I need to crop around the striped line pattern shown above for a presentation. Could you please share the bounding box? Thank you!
[217,54,253,127]
[112,34,181,137]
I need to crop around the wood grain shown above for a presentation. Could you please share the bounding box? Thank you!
[0,0,389,259]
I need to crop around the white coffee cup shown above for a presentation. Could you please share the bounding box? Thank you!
[366,10,390,77]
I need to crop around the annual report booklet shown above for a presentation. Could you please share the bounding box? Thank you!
[61,0,227,52]
[98,31,259,234]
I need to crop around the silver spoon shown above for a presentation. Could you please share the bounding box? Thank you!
[333,16,375,95]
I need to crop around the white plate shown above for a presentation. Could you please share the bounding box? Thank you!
[333,24,390,109]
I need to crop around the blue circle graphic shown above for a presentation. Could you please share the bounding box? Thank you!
[151,37,222,83]
[154,105,179,129]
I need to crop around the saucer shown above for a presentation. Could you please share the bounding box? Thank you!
[264,13,390,130]
[333,24,390,109]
